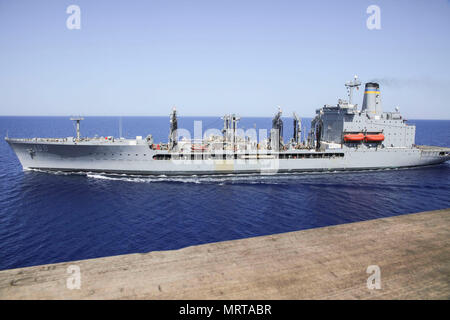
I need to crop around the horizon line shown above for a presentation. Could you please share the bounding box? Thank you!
[0,115,449,121]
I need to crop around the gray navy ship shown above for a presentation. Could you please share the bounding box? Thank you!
[6,77,450,175]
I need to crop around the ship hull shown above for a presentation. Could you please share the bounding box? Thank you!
[6,139,450,176]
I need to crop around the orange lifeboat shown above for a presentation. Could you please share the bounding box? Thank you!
[344,133,365,142]
[365,133,385,142]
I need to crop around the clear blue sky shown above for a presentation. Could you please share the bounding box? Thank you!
[0,0,449,118]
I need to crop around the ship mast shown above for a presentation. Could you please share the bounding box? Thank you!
[70,117,84,141]
[345,75,361,105]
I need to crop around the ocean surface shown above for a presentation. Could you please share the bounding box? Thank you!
[0,116,449,271]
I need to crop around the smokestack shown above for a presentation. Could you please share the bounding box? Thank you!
[362,82,382,116]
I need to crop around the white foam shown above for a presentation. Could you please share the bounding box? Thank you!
[25,165,442,185]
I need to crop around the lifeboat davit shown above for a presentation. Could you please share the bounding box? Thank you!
[344,133,365,142]
[365,133,385,142]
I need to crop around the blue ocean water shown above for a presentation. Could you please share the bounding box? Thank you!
[0,116,449,271]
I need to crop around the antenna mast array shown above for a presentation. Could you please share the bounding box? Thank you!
[345,75,361,105]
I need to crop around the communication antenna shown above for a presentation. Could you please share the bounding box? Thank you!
[345,75,362,105]
[70,116,84,141]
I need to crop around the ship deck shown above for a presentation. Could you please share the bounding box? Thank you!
[7,137,450,154]
[1,208,449,299]
[5,137,143,146]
